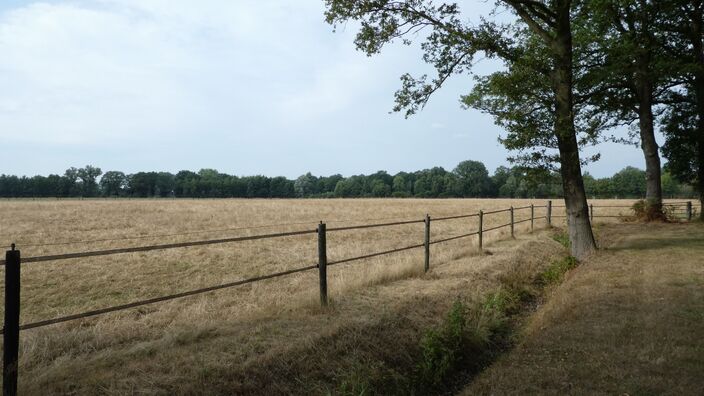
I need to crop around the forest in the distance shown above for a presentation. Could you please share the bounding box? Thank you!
[0,161,695,199]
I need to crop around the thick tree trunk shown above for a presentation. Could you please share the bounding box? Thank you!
[634,75,663,212]
[692,5,704,220]
[695,74,704,221]
[553,0,596,259]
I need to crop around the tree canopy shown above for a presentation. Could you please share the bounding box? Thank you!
[0,162,692,200]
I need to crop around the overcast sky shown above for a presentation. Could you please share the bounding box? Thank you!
[0,1,657,178]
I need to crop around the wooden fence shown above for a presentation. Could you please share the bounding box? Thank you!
[0,200,698,395]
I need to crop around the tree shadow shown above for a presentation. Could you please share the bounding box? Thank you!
[608,235,704,251]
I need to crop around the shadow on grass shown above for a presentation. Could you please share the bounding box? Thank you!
[608,235,704,252]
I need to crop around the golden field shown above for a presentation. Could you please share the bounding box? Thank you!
[0,198,692,393]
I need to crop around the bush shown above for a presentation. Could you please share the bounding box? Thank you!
[631,199,667,221]
[417,301,469,387]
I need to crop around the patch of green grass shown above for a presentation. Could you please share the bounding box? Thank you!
[416,301,470,388]
[540,256,578,285]
[551,231,571,249]
[414,286,530,392]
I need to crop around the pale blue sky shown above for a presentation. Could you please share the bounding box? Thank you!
[0,1,654,178]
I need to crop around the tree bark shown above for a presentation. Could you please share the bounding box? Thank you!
[552,0,597,259]
[634,71,663,212]
[692,4,704,220]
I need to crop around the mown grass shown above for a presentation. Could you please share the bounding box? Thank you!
[461,222,704,395]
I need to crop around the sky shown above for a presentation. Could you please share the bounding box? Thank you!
[0,0,658,179]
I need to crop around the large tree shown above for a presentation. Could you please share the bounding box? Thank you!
[325,0,597,258]
[100,171,127,197]
[660,0,704,218]
[77,165,103,197]
[452,160,492,197]
[579,0,675,214]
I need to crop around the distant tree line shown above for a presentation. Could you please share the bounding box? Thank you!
[0,161,694,199]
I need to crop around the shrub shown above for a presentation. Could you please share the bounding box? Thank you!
[631,199,667,221]
[417,301,468,387]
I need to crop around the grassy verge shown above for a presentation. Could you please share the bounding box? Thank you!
[328,253,578,395]
[461,222,704,395]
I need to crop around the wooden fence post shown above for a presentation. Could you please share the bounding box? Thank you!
[547,200,552,226]
[687,201,692,221]
[317,223,328,307]
[478,210,483,251]
[4,244,21,396]
[510,206,514,238]
[530,204,534,232]
[424,214,430,272]
[590,204,594,222]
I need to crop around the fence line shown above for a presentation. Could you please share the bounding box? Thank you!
[0,200,698,395]
[13,220,322,248]
[2,229,318,266]
[11,214,444,248]
[327,218,424,232]
[328,243,426,267]
[483,207,512,215]
[2,264,320,334]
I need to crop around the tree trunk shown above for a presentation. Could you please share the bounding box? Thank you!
[695,73,704,221]
[692,4,704,220]
[553,0,597,259]
[634,73,663,213]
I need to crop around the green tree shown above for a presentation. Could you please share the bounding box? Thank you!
[128,172,158,197]
[370,179,392,197]
[578,0,675,212]
[62,167,80,196]
[270,176,295,198]
[661,171,681,198]
[294,172,319,197]
[392,173,412,197]
[174,170,200,196]
[100,171,127,196]
[611,166,646,198]
[452,160,491,197]
[245,175,270,198]
[659,0,704,217]
[325,0,597,258]
[77,165,102,197]
[317,174,343,196]
[155,172,175,197]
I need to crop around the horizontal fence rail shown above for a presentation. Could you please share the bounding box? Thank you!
[429,231,480,245]
[483,207,512,215]
[327,218,424,232]
[328,243,426,267]
[13,220,323,248]
[2,229,318,266]
[2,263,320,334]
[0,199,698,395]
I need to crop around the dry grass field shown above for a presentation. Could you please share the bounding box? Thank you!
[0,198,694,393]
